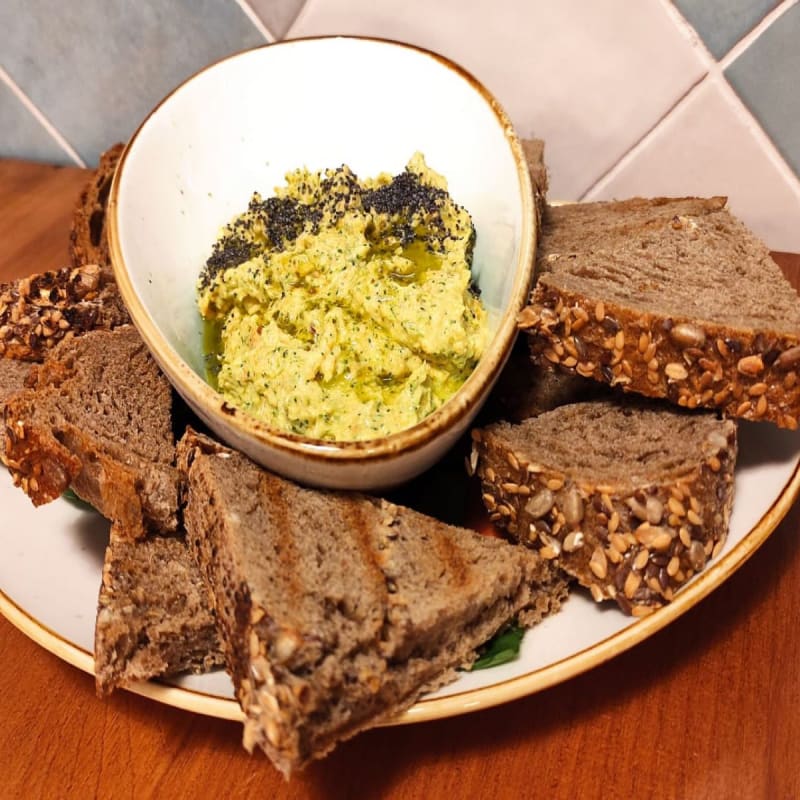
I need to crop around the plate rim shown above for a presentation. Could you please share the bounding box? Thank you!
[2,452,798,726]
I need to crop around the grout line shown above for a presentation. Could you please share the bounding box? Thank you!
[233,0,276,43]
[719,0,798,71]
[658,0,718,66]
[285,0,314,38]
[578,73,709,201]
[583,0,800,200]
[0,66,85,167]
[715,71,800,193]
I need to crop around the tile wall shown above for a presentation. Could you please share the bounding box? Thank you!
[1,0,798,250]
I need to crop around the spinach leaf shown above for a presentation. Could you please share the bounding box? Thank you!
[62,488,96,512]
[470,622,524,671]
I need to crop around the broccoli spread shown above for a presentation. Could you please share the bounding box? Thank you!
[198,153,488,441]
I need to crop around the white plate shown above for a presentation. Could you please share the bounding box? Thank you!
[2,419,799,724]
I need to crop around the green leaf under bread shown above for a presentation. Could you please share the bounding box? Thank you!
[62,488,96,512]
[470,622,524,670]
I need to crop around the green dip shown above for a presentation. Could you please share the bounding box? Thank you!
[197,153,488,441]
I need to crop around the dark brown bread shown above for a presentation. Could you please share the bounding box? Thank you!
[522,138,548,230]
[0,263,130,362]
[520,197,800,428]
[471,400,737,615]
[1,143,129,364]
[485,348,609,423]
[177,429,568,777]
[69,143,124,269]
[3,326,179,536]
[95,523,224,695]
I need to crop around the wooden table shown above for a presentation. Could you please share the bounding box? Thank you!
[1,160,799,800]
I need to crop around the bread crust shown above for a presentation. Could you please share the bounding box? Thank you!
[520,287,800,429]
[522,138,548,230]
[470,413,737,615]
[0,263,129,361]
[69,143,124,268]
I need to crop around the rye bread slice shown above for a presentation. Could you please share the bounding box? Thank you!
[471,400,737,615]
[520,197,800,429]
[3,325,179,536]
[484,348,610,423]
[69,143,124,269]
[177,429,568,777]
[94,523,224,695]
[522,137,548,229]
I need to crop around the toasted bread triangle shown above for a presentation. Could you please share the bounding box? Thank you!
[177,429,567,777]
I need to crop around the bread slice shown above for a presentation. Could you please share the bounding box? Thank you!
[472,400,737,615]
[0,263,130,362]
[177,429,568,777]
[69,143,124,269]
[484,348,610,423]
[94,523,224,695]
[520,197,800,429]
[522,138,548,229]
[3,325,179,536]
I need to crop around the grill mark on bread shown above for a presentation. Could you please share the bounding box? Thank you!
[259,474,305,608]
[429,521,469,588]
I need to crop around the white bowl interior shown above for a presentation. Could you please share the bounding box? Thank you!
[115,38,524,379]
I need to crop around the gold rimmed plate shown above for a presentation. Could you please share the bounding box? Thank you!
[1,420,798,724]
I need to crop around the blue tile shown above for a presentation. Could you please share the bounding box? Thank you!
[0,80,70,164]
[0,0,266,166]
[247,0,305,38]
[673,0,777,58]
[725,4,800,177]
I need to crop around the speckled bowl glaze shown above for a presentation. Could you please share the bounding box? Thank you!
[108,36,535,490]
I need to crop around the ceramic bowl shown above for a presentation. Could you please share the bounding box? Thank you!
[108,36,535,490]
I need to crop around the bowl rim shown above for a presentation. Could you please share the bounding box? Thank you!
[108,34,536,464]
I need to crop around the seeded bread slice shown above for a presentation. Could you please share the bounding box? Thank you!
[3,326,179,536]
[177,429,567,777]
[520,197,800,429]
[471,400,737,615]
[69,143,124,269]
[95,523,224,695]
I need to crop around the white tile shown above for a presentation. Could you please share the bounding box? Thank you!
[584,74,800,252]
[289,0,707,199]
